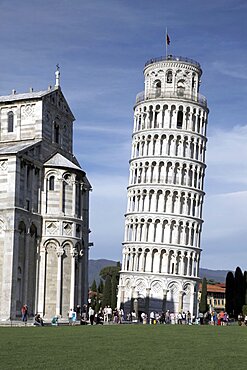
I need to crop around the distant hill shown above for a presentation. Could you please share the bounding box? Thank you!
[88,259,230,286]
[199,268,230,283]
[89,259,119,286]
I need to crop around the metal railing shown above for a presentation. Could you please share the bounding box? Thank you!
[135,90,207,107]
[144,55,201,69]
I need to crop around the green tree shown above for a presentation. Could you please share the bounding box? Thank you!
[111,273,118,309]
[90,279,97,292]
[102,274,112,308]
[243,271,247,305]
[225,271,234,317]
[98,279,104,294]
[99,263,121,280]
[199,277,208,314]
[234,267,244,317]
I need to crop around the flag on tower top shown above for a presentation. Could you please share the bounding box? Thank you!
[166,33,170,45]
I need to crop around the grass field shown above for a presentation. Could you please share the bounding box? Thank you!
[0,325,247,369]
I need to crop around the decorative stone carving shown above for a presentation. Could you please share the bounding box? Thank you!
[22,104,34,117]
[46,221,59,235]
[0,160,8,171]
[63,222,72,236]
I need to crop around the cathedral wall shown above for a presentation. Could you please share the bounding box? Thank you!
[0,101,43,142]
[0,86,91,320]
[42,93,73,155]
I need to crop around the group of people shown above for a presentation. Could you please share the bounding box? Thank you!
[21,301,243,327]
[143,310,192,325]
[237,313,247,326]
[86,306,125,325]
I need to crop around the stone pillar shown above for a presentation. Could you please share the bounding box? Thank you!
[178,290,183,313]
[70,248,77,309]
[56,248,64,316]
[59,178,64,214]
[34,236,41,314]
[23,230,30,305]
[37,247,47,316]
[72,179,76,217]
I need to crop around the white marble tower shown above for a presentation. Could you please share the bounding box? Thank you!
[118,55,209,317]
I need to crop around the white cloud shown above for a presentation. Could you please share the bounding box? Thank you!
[206,124,247,188]
[211,61,247,80]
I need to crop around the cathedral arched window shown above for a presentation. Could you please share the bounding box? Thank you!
[8,111,14,132]
[166,70,173,83]
[54,123,60,144]
[49,176,55,191]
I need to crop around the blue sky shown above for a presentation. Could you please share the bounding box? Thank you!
[0,0,246,270]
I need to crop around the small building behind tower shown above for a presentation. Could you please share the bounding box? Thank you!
[0,71,91,321]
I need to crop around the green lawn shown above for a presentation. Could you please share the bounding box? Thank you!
[0,325,247,369]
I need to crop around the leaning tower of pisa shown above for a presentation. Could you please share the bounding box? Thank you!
[117,55,209,317]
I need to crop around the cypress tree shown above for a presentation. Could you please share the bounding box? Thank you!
[98,279,104,294]
[102,274,112,308]
[91,279,97,292]
[199,277,208,314]
[234,267,244,317]
[111,273,118,309]
[225,271,234,317]
[243,271,247,306]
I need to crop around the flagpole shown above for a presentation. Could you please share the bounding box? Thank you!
[166,27,168,59]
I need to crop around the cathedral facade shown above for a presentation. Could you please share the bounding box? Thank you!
[0,71,91,320]
[118,55,209,317]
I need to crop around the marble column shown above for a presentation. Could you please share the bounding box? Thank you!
[56,248,64,316]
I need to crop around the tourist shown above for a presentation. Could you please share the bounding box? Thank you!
[160,312,165,324]
[21,304,28,323]
[170,312,175,324]
[212,311,217,325]
[141,312,147,324]
[198,312,204,325]
[238,313,243,326]
[187,311,191,325]
[177,312,182,324]
[68,308,74,325]
[182,312,186,324]
[51,316,58,326]
[150,311,155,324]
[34,313,44,326]
[244,314,247,326]
[81,304,87,321]
[223,312,229,326]
[132,310,137,323]
[95,310,104,325]
[119,308,124,323]
[165,310,171,324]
[89,306,95,325]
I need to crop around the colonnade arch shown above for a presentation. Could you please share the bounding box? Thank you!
[42,239,81,318]
[122,245,200,278]
[132,132,206,162]
[127,187,203,217]
[124,216,201,248]
[134,103,207,135]
[130,159,205,190]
